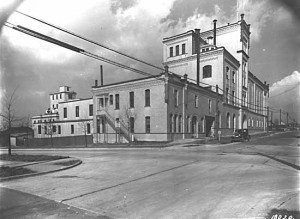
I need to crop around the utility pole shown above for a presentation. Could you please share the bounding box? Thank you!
[279,109,282,126]
[195,29,200,86]
[267,106,269,131]
[270,111,273,129]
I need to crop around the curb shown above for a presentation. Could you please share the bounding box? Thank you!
[0,159,82,182]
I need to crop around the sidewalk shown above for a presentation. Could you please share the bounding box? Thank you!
[0,157,82,181]
[0,187,111,219]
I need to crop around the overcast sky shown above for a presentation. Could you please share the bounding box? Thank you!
[0,0,299,124]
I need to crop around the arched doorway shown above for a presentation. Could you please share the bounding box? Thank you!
[191,116,197,137]
[233,114,236,131]
[242,114,247,129]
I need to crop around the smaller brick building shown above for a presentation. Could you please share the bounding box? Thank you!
[32,86,93,139]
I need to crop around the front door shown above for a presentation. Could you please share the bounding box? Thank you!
[205,116,215,137]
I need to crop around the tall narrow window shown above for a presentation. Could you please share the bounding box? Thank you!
[89,104,93,116]
[227,113,230,128]
[174,89,178,107]
[130,117,134,133]
[195,95,198,108]
[71,124,74,134]
[115,94,120,110]
[186,116,190,133]
[63,107,67,118]
[208,99,212,113]
[176,45,179,56]
[145,89,150,107]
[174,115,177,133]
[53,125,56,133]
[170,47,173,57]
[110,95,113,105]
[178,115,182,133]
[129,92,134,108]
[58,125,61,134]
[232,91,235,105]
[226,88,229,104]
[203,65,212,78]
[145,116,150,133]
[226,66,229,79]
[232,71,236,83]
[97,118,100,133]
[182,43,186,54]
[170,114,173,133]
[98,98,104,108]
[87,123,91,134]
[60,93,62,99]
[76,106,79,117]
[38,125,41,134]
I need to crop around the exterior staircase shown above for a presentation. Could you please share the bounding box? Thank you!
[98,110,133,142]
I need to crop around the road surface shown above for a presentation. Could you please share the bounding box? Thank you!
[1,131,299,218]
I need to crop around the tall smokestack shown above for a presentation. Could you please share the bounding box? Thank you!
[240,13,244,21]
[213,19,217,46]
[195,28,200,86]
[100,65,103,86]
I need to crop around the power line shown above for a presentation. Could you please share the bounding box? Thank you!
[269,84,299,98]
[15,10,165,72]
[6,17,285,117]
[5,22,161,80]
[13,10,272,112]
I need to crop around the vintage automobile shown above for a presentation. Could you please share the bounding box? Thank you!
[231,129,250,142]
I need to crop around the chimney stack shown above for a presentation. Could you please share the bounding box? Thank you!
[241,13,244,21]
[213,19,217,46]
[207,36,213,45]
[100,65,103,86]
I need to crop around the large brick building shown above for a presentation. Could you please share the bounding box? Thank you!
[32,15,269,144]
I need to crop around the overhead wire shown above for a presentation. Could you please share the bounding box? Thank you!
[7,12,292,118]
[4,22,161,80]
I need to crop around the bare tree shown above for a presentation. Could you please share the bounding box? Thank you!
[0,88,19,155]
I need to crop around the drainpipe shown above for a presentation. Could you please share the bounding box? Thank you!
[164,65,169,103]
[195,29,200,86]
[183,74,188,139]
[100,65,104,86]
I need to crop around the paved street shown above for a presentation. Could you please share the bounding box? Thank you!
[1,131,299,218]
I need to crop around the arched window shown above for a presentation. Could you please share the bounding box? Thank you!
[233,114,236,130]
[201,117,204,133]
[203,65,212,78]
[169,114,173,133]
[174,115,177,133]
[227,113,230,128]
[186,116,190,133]
[226,66,229,79]
[178,115,182,133]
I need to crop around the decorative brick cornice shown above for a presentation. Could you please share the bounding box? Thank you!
[93,78,165,94]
